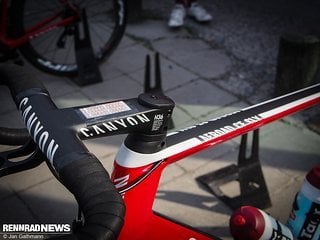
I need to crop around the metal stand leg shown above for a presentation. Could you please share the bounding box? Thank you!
[74,9,103,86]
[197,129,271,210]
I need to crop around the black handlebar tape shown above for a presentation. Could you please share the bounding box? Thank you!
[0,65,34,146]
[0,64,48,103]
[53,154,125,240]
[0,127,30,145]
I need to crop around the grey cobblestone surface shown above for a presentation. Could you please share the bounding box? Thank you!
[0,1,319,239]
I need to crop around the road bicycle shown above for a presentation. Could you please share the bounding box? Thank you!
[0,59,319,240]
[0,0,127,77]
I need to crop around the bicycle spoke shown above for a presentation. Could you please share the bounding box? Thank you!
[91,22,113,48]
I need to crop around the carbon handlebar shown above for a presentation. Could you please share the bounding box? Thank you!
[0,127,30,145]
[0,64,125,240]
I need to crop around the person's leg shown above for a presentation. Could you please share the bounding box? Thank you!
[185,0,196,7]
[175,0,186,5]
[175,0,197,7]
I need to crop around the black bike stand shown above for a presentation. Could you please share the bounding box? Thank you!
[144,53,174,129]
[197,129,271,210]
[74,9,103,86]
[0,139,44,178]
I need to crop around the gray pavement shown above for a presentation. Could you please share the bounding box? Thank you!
[1,1,320,239]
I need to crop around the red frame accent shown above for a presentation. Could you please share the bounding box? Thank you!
[111,92,320,240]
[0,0,80,49]
[112,161,216,240]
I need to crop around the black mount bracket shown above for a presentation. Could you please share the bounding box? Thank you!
[197,129,271,210]
[144,53,174,129]
[74,9,103,86]
[144,52,163,94]
[0,140,44,178]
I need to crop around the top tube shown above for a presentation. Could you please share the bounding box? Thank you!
[115,83,320,168]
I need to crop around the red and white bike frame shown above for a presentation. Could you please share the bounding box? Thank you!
[111,83,320,240]
[1,61,319,239]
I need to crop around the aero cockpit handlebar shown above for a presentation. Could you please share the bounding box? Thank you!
[1,64,126,240]
[0,63,175,240]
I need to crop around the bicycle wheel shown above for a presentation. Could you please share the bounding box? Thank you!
[11,0,127,76]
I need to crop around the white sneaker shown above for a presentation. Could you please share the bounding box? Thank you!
[168,4,186,27]
[187,3,212,22]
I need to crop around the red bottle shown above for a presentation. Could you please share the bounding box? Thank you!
[229,206,293,240]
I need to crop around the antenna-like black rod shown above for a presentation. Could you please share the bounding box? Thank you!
[155,52,163,91]
[144,54,151,93]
